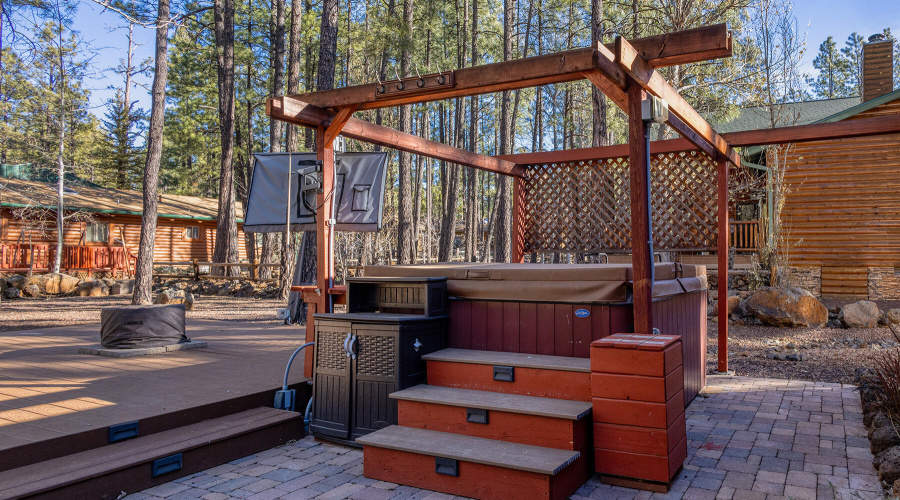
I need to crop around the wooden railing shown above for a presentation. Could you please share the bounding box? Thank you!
[0,244,52,271]
[730,220,760,252]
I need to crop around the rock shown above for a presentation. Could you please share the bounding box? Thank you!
[22,284,40,297]
[893,478,900,500]
[155,289,194,310]
[865,411,886,429]
[888,309,900,325]
[743,287,828,328]
[840,301,883,329]
[875,446,900,484]
[785,353,803,361]
[871,422,900,455]
[712,295,741,317]
[29,273,81,294]
[4,287,21,299]
[7,275,30,290]
[75,281,109,297]
[0,277,7,291]
[109,280,135,296]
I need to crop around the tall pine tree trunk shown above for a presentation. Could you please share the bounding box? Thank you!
[133,0,170,305]
[591,0,607,147]
[294,0,338,301]
[213,0,239,276]
[493,0,514,262]
[263,0,286,281]
[396,0,415,264]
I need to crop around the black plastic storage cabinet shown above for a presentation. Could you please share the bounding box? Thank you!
[310,277,447,443]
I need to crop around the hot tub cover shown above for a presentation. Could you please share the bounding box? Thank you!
[100,304,188,349]
[362,263,706,303]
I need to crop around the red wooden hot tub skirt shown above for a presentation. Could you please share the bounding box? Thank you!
[446,291,707,405]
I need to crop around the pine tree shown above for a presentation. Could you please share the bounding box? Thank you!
[841,32,865,97]
[99,89,144,189]
[809,36,851,99]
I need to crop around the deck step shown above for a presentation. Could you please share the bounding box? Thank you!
[0,407,302,500]
[358,426,587,500]
[393,385,593,452]
[423,348,591,401]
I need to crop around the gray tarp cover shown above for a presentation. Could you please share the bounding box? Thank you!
[244,152,388,233]
[100,304,188,348]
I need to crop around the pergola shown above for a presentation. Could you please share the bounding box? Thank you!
[266,24,900,376]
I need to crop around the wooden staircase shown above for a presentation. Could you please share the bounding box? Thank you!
[356,349,594,500]
[0,407,302,500]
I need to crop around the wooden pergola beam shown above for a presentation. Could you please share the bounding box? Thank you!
[267,96,524,177]
[282,25,732,111]
[614,36,740,166]
[614,24,732,68]
[495,115,900,166]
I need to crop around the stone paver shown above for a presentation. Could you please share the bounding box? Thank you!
[130,376,883,499]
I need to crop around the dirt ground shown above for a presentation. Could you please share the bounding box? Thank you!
[707,318,900,385]
[0,295,285,333]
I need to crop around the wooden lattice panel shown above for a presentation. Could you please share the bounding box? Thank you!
[521,151,718,253]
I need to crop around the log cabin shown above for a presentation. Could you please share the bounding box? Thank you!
[0,175,247,275]
[719,35,900,299]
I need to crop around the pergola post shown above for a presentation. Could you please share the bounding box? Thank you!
[717,157,730,373]
[627,79,653,334]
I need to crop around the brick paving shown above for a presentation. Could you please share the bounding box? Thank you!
[128,375,884,500]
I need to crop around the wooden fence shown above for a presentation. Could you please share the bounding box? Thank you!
[0,244,279,281]
[729,220,760,252]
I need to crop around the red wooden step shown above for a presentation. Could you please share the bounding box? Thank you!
[392,385,592,451]
[423,349,591,401]
[357,426,586,500]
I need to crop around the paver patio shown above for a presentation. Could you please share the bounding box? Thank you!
[127,375,884,500]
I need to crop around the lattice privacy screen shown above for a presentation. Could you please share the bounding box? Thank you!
[520,151,718,254]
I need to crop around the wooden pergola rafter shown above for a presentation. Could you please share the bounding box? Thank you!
[266,22,900,377]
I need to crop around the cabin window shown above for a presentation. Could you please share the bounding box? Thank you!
[185,226,200,240]
[85,222,109,243]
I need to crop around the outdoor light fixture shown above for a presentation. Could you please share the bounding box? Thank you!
[641,95,669,123]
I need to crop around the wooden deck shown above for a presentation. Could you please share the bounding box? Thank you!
[0,319,310,471]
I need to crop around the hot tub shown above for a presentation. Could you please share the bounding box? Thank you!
[362,262,707,404]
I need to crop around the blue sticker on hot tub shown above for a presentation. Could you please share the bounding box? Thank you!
[575,309,590,318]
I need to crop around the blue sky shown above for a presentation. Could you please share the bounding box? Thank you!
[74,0,900,119]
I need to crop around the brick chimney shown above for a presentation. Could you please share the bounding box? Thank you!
[862,34,894,102]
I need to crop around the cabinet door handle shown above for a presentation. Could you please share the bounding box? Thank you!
[343,333,352,358]
[349,335,358,360]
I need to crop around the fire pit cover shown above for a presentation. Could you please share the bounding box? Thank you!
[100,304,187,349]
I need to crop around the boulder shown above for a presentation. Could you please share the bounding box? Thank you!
[109,280,135,296]
[875,446,900,484]
[4,287,21,299]
[840,301,882,329]
[155,289,194,310]
[871,422,900,455]
[712,295,741,317]
[22,284,41,297]
[742,287,828,328]
[30,273,81,294]
[7,275,30,290]
[0,277,7,291]
[888,309,900,325]
[75,281,109,297]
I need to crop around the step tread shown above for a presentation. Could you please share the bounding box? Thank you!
[422,348,591,373]
[391,385,592,420]
[0,407,300,498]
[356,426,580,475]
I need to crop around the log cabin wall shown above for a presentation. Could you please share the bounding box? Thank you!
[0,209,247,264]
[781,96,900,299]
